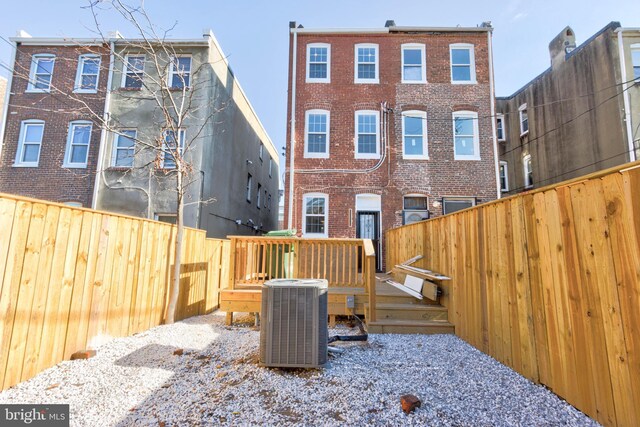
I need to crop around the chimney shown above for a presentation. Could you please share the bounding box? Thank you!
[385,20,396,28]
[289,21,297,29]
[548,26,576,68]
[16,30,32,38]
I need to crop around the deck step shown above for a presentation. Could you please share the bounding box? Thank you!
[367,319,455,335]
[375,303,449,322]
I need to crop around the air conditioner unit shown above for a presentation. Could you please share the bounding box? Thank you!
[403,210,429,225]
[260,279,328,368]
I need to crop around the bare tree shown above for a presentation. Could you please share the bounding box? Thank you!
[4,0,224,323]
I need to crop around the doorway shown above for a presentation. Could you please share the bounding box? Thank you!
[356,211,381,271]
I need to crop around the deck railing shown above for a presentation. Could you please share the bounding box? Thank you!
[227,236,377,321]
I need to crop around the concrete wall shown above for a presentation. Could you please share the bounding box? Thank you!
[496,23,631,193]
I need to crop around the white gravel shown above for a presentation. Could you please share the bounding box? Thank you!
[0,311,598,426]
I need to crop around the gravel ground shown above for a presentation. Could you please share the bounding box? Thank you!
[0,311,598,427]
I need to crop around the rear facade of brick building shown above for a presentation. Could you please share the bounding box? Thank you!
[284,23,500,269]
[0,43,108,207]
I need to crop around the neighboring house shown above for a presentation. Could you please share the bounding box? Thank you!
[0,31,279,238]
[0,36,109,207]
[496,22,640,194]
[284,20,500,268]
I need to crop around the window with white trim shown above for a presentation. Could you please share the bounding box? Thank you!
[496,114,506,141]
[403,195,428,210]
[162,129,185,169]
[246,174,252,202]
[402,110,428,159]
[442,197,476,214]
[401,43,426,83]
[63,121,92,168]
[259,143,264,161]
[75,54,100,92]
[499,161,509,192]
[355,110,380,159]
[14,120,45,166]
[519,104,529,136]
[112,130,136,167]
[302,193,328,237]
[257,183,262,208]
[169,56,191,89]
[450,44,476,83]
[631,44,640,81]
[27,54,55,92]
[304,109,330,158]
[452,111,480,160]
[307,43,330,83]
[354,44,379,83]
[154,213,177,224]
[523,154,533,189]
[122,55,145,88]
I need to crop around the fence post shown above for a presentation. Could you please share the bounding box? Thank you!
[227,237,237,290]
[364,239,377,323]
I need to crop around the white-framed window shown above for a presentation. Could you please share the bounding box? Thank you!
[259,143,264,161]
[304,109,330,158]
[496,114,506,141]
[306,43,330,83]
[499,161,509,192]
[302,193,328,237]
[26,54,55,92]
[269,158,273,177]
[354,43,379,84]
[154,213,177,224]
[63,121,92,168]
[14,120,45,167]
[402,110,428,159]
[122,55,145,89]
[112,129,136,167]
[169,56,192,89]
[401,43,426,83]
[631,44,640,81]
[355,110,380,159]
[74,54,101,93]
[442,197,476,214]
[162,129,185,169]
[452,111,480,160]
[257,183,262,209]
[519,103,529,136]
[450,43,476,84]
[246,174,252,202]
[523,154,533,189]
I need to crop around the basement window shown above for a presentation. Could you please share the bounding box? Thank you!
[442,197,476,214]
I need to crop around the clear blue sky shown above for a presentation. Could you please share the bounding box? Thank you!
[1,0,638,178]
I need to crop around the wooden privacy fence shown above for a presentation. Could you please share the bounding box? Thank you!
[0,193,229,391]
[385,161,640,427]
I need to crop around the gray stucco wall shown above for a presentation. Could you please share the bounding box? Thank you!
[95,35,279,238]
[496,23,630,193]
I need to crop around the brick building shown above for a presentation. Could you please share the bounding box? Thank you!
[0,31,279,238]
[284,21,500,268]
[0,38,109,207]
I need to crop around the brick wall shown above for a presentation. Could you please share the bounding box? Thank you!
[0,44,109,206]
[284,30,498,260]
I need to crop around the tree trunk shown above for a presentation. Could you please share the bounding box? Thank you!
[166,169,184,324]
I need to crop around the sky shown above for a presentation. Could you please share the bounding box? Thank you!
[0,0,638,181]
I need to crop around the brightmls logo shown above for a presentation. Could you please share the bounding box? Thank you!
[1,405,69,426]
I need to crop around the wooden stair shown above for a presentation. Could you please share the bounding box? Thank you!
[365,277,455,335]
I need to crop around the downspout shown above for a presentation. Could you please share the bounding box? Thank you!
[487,29,501,199]
[287,28,298,229]
[617,30,636,162]
[0,40,17,162]
[91,40,116,209]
